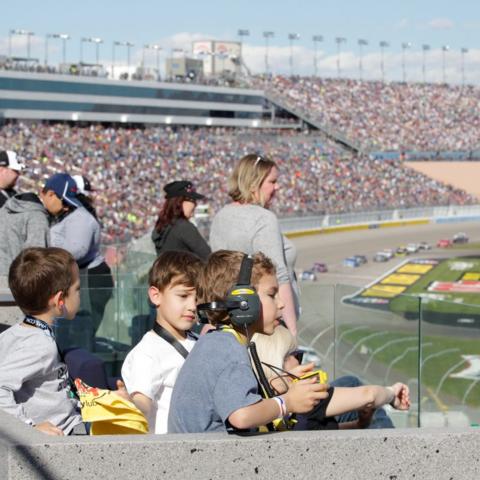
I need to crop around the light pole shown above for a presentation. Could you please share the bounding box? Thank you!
[335,37,346,78]
[263,31,274,75]
[442,45,449,84]
[143,44,162,79]
[312,35,323,77]
[45,33,70,66]
[81,37,103,65]
[113,41,134,78]
[358,38,368,80]
[379,40,389,82]
[237,29,249,73]
[422,44,430,83]
[9,29,34,61]
[288,33,300,77]
[401,42,411,83]
[461,47,468,86]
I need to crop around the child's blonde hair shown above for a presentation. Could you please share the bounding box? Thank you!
[228,154,277,207]
[252,326,298,382]
[197,250,276,326]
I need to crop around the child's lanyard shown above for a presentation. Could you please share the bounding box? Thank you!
[23,315,55,339]
[22,315,79,400]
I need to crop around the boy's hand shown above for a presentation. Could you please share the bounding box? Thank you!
[390,383,410,410]
[288,361,315,379]
[34,421,64,436]
[283,377,330,414]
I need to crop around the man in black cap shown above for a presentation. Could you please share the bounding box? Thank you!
[0,150,24,208]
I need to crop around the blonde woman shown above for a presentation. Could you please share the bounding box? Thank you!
[210,154,299,335]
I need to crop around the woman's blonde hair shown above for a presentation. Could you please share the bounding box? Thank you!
[252,325,298,382]
[228,154,277,207]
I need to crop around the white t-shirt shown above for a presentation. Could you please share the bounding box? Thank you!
[121,330,196,434]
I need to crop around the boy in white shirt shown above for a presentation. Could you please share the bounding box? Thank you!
[121,251,203,434]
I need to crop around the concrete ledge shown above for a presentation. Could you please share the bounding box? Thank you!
[1,410,479,480]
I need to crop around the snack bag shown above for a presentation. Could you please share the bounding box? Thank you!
[74,379,148,435]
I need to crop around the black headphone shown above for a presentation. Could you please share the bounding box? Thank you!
[197,254,261,327]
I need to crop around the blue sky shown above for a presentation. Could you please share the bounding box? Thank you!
[2,1,479,83]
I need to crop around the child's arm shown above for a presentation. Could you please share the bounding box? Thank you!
[130,392,153,418]
[35,421,64,435]
[326,382,410,418]
[228,377,329,430]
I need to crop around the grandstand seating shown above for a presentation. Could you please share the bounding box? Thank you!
[255,76,480,153]
[0,122,474,243]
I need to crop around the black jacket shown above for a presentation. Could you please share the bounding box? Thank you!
[151,218,211,261]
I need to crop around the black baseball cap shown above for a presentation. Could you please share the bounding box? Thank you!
[164,181,205,201]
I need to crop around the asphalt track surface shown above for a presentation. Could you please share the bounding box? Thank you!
[290,221,480,424]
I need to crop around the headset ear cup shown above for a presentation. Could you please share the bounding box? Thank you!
[226,287,261,327]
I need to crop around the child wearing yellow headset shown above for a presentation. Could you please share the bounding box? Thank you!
[168,250,331,433]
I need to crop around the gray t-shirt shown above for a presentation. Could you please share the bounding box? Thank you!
[210,203,300,316]
[210,204,291,284]
[0,323,82,434]
[168,330,262,433]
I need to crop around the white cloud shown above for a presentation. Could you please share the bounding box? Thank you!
[428,17,455,30]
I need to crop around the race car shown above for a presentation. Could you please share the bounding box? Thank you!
[353,255,368,265]
[406,243,419,253]
[395,246,409,256]
[437,239,452,248]
[343,256,361,267]
[453,232,469,244]
[311,262,328,273]
[418,242,431,250]
[300,270,318,281]
[373,252,390,262]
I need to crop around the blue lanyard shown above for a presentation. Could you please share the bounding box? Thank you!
[23,315,55,339]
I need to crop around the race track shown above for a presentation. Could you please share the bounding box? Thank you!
[290,220,480,422]
[292,220,480,286]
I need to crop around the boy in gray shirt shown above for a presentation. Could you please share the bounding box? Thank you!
[0,247,83,435]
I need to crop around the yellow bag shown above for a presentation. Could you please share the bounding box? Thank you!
[74,379,149,435]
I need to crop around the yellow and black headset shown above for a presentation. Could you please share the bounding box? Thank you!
[197,254,261,328]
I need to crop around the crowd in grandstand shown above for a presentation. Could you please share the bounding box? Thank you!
[0,121,475,243]
[255,76,480,152]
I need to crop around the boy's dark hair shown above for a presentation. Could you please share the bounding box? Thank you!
[197,250,276,325]
[148,251,204,291]
[9,247,77,316]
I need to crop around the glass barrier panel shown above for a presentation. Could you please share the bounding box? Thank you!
[334,284,421,428]
[419,296,480,428]
[296,283,335,377]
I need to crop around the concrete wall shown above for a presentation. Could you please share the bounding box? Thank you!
[1,409,479,480]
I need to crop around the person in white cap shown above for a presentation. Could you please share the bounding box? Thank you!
[0,150,24,208]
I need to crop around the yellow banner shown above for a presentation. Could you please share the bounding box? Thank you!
[381,273,420,286]
[362,285,407,298]
[462,272,480,281]
[396,264,433,275]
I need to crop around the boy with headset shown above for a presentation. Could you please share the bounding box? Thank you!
[168,250,331,433]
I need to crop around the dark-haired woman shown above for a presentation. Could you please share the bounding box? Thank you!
[151,181,211,261]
